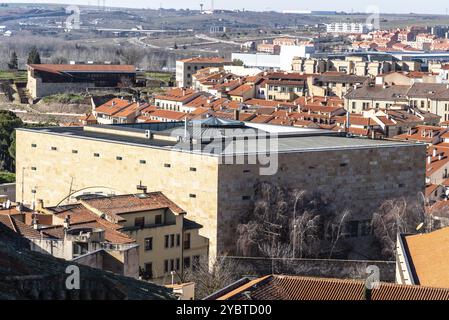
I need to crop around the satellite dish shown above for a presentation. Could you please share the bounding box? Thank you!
[416,222,424,232]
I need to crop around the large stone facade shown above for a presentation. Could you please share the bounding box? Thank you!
[16,128,426,259]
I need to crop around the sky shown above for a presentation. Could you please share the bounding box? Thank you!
[2,0,449,14]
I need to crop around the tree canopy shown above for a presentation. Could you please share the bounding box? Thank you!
[27,46,41,64]
[0,110,23,172]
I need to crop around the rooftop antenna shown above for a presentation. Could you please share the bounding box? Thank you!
[200,3,204,13]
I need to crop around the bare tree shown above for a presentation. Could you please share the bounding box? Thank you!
[372,195,429,260]
[326,209,352,259]
[237,182,352,260]
[183,256,240,299]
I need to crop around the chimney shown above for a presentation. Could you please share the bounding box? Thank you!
[182,89,186,96]
[31,214,39,230]
[428,155,432,164]
[439,153,443,161]
[433,149,437,157]
[234,109,240,121]
[63,215,71,230]
[36,199,44,213]
[136,181,148,194]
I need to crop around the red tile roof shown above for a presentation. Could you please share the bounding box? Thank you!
[81,192,186,221]
[213,275,449,300]
[28,64,135,75]
[150,109,187,121]
[403,227,449,288]
[154,88,199,102]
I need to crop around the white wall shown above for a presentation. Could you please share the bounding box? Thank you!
[231,53,280,70]
[280,45,315,71]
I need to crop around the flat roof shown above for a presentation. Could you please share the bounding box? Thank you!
[18,122,424,157]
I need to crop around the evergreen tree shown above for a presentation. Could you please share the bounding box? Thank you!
[27,46,41,64]
[7,51,18,70]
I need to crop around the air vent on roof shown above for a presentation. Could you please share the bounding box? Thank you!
[136,193,150,199]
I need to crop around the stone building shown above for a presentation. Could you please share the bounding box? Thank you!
[26,64,136,99]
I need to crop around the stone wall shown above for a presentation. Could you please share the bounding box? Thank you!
[223,256,396,282]
[217,145,426,256]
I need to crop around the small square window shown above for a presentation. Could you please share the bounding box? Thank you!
[164,163,171,168]
[51,147,57,151]
[189,194,196,198]
[31,144,37,148]
[116,156,123,161]
[134,217,145,228]
[190,167,197,172]
[72,150,78,154]
[155,214,162,224]
[31,189,36,194]
[94,153,100,157]
[140,160,146,164]
[31,167,37,171]
[242,196,251,200]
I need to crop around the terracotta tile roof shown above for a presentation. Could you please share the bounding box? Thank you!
[238,113,256,122]
[44,204,135,244]
[150,109,187,121]
[81,192,186,219]
[184,95,214,108]
[28,64,135,75]
[334,115,377,126]
[403,227,449,288]
[95,98,133,116]
[0,215,42,239]
[228,84,254,97]
[426,147,449,176]
[154,88,199,102]
[250,114,275,123]
[113,102,149,118]
[213,275,449,300]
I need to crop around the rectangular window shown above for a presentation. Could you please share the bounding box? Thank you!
[164,163,171,168]
[192,256,200,270]
[144,263,153,279]
[176,258,180,270]
[360,221,372,237]
[134,217,145,228]
[140,160,146,164]
[190,167,197,172]
[170,234,175,248]
[184,257,191,269]
[348,221,359,238]
[155,214,162,225]
[242,196,251,200]
[31,167,37,171]
[165,235,169,248]
[116,156,123,161]
[176,234,180,247]
[144,237,153,251]
[170,259,174,271]
[184,233,191,250]
[189,194,196,198]
[164,260,169,273]
[72,150,78,154]
[31,144,37,148]
[94,153,100,157]
[51,147,57,151]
